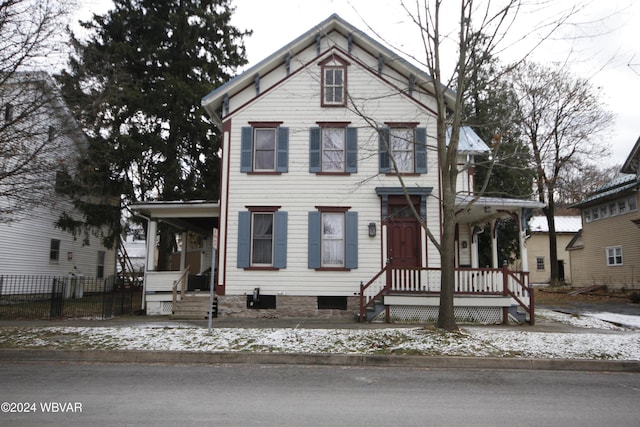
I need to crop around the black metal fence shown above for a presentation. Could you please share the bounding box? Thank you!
[0,275,142,320]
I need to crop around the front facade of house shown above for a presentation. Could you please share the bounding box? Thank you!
[568,137,640,291]
[196,15,542,323]
[526,216,581,285]
[0,73,117,289]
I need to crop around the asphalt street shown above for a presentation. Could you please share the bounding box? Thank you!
[1,362,639,427]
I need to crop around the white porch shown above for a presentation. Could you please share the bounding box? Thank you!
[132,201,219,316]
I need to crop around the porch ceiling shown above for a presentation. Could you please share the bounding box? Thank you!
[455,195,545,225]
[131,200,219,235]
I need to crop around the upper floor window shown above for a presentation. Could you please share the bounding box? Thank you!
[4,103,13,122]
[583,196,638,223]
[241,123,288,173]
[320,55,349,107]
[379,125,427,174]
[309,123,357,174]
[237,207,287,269]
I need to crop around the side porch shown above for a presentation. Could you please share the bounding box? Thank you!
[360,265,533,325]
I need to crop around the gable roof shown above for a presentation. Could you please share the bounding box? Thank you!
[448,126,490,154]
[621,135,640,175]
[201,14,455,126]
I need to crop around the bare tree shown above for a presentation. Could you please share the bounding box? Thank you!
[556,163,621,206]
[388,0,587,330]
[510,61,613,285]
[0,0,75,222]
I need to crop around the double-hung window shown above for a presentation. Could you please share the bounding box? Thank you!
[237,207,287,269]
[379,125,427,174]
[241,123,288,173]
[309,123,357,173]
[308,207,358,270]
[49,239,61,263]
[606,246,623,266]
[320,55,348,107]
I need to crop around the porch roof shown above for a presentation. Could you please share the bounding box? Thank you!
[131,200,219,235]
[455,195,545,224]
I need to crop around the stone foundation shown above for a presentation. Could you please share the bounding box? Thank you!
[217,295,360,319]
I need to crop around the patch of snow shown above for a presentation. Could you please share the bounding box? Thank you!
[536,309,627,330]
[582,312,640,330]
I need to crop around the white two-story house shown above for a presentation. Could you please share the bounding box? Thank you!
[195,14,543,323]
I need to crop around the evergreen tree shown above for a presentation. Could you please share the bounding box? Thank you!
[462,35,535,267]
[57,0,250,267]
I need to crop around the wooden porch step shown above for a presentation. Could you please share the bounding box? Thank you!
[171,294,217,320]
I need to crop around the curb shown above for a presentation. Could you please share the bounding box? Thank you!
[1,349,639,372]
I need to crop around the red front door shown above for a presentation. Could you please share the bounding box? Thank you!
[387,219,421,268]
[386,196,422,268]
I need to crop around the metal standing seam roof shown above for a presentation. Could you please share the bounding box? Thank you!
[571,174,639,208]
[528,216,582,233]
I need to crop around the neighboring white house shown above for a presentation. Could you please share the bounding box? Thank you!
[526,215,581,285]
[0,73,117,287]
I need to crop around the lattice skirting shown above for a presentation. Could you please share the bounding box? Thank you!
[160,301,173,315]
[389,305,503,324]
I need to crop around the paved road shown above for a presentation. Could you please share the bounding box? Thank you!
[1,362,638,427]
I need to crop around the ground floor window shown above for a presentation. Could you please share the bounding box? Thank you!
[606,246,623,266]
[536,256,545,271]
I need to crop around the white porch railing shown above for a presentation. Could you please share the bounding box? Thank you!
[359,266,533,323]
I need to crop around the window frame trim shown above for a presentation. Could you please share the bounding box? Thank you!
[319,54,349,107]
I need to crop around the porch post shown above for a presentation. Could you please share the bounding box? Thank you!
[146,220,157,272]
[470,225,479,268]
[491,219,499,268]
[519,216,529,272]
[180,231,188,271]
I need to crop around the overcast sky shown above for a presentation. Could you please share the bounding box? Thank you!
[78,0,639,166]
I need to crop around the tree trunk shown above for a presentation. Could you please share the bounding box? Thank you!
[544,193,560,286]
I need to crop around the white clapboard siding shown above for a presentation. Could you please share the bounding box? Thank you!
[220,34,443,296]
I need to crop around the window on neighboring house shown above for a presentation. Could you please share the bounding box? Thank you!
[4,103,13,122]
[536,257,545,271]
[309,124,357,173]
[96,251,106,278]
[308,208,358,270]
[379,126,427,174]
[240,123,288,173]
[49,239,61,263]
[629,196,637,212]
[606,246,623,266]
[237,207,287,269]
[320,55,348,107]
[55,170,72,194]
[584,210,591,223]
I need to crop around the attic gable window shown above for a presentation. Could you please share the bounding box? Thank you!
[320,55,349,107]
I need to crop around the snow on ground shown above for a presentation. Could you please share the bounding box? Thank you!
[0,309,639,360]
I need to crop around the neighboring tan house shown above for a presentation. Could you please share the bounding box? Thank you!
[0,73,117,290]
[568,136,640,291]
[137,15,543,323]
[527,215,581,285]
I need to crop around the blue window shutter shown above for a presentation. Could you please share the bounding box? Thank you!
[237,211,251,268]
[276,127,289,173]
[309,127,321,173]
[346,127,358,173]
[273,211,288,268]
[378,127,391,173]
[240,127,253,172]
[415,127,427,173]
[308,211,321,268]
[345,211,358,269]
